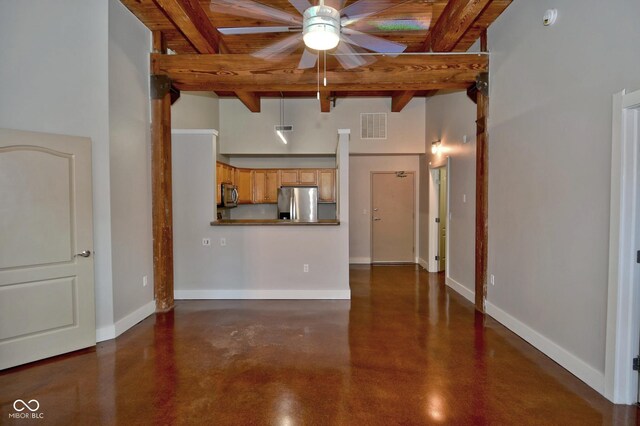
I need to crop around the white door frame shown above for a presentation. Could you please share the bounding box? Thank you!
[605,88,640,404]
[428,157,450,273]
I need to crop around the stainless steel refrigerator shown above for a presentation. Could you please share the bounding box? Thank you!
[277,186,318,222]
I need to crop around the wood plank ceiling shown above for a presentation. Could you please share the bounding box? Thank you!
[121,0,511,111]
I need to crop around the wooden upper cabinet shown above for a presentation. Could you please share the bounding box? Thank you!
[265,170,278,202]
[235,168,253,204]
[279,170,298,186]
[253,170,278,203]
[298,169,317,185]
[279,169,318,186]
[318,169,336,203]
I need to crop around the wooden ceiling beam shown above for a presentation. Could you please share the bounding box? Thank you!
[319,91,331,113]
[153,0,227,54]
[152,53,488,92]
[391,91,417,112]
[430,0,493,52]
[235,91,261,113]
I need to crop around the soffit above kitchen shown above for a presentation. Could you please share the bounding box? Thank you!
[121,0,512,112]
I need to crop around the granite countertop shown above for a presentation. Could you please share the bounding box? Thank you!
[211,219,340,226]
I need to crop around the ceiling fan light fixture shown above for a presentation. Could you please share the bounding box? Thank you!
[302,5,340,51]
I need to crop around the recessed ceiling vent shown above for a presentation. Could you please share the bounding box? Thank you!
[360,113,387,140]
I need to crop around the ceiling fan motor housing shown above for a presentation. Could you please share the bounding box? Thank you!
[302,5,341,51]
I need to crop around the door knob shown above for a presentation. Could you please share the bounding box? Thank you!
[76,250,91,258]
[373,217,381,221]
[373,208,378,211]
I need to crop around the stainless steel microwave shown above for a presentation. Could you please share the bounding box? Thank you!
[219,183,238,208]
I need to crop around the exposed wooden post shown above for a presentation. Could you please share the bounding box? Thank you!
[151,32,174,312]
[474,34,489,312]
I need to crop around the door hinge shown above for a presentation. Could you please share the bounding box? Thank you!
[636,250,640,264]
[435,218,440,223]
[633,356,640,371]
[435,255,439,261]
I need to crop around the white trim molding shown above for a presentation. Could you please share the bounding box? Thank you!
[445,276,475,304]
[418,257,429,270]
[604,88,640,404]
[175,289,351,300]
[350,257,371,264]
[487,301,605,395]
[96,300,156,342]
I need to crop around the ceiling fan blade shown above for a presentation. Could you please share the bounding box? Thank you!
[218,26,301,35]
[210,0,302,26]
[252,33,302,60]
[297,49,318,69]
[341,28,406,56]
[288,0,312,15]
[340,0,412,26]
[333,41,371,70]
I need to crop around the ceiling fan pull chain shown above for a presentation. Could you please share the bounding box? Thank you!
[324,50,327,86]
[317,50,320,100]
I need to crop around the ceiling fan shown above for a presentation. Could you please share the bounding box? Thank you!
[210,0,430,70]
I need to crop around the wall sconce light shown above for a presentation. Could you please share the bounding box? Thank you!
[431,140,441,154]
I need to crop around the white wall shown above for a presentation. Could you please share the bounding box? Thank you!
[172,93,219,129]
[424,93,477,293]
[424,0,640,395]
[172,131,350,299]
[0,1,114,331]
[349,155,421,263]
[108,0,154,322]
[172,93,226,161]
[219,97,425,154]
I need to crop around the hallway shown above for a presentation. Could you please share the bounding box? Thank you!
[0,265,637,424]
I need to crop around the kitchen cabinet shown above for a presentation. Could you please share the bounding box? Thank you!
[318,169,336,203]
[235,168,253,204]
[279,170,298,186]
[299,169,317,185]
[216,162,236,205]
[279,169,318,186]
[253,170,278,203]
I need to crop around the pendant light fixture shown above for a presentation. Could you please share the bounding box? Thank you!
[277,93,287,144]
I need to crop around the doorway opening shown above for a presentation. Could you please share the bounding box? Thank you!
[428,159,450,273]
[370,171,415,263]
[605,88,640,404]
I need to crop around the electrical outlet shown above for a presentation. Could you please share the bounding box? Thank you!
[303,264,309,273]
[463,194,466,203]
[220,238,226,246]
[490,274,495,286]
[143,275,148,287]
[202,238,211,246]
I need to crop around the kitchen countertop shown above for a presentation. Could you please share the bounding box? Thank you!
[211,219,340,226]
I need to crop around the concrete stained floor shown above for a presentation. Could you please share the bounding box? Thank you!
[0,265,638,425]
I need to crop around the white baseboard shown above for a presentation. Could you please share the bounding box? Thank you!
[486,301,605,395]
[349,257,371,264]
[418,257,429,270]
[114,300,156,337]
[96,325,116,342]
[445,276,475,304]
[175,289,351,300]
[96,300,156,343]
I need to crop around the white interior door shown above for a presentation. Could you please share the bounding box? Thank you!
[0,128,95,370]
[371,172,415,263]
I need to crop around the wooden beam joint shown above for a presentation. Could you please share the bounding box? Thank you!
[150,74,172,100]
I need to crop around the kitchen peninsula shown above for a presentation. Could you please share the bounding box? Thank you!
[170,129,350,300]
